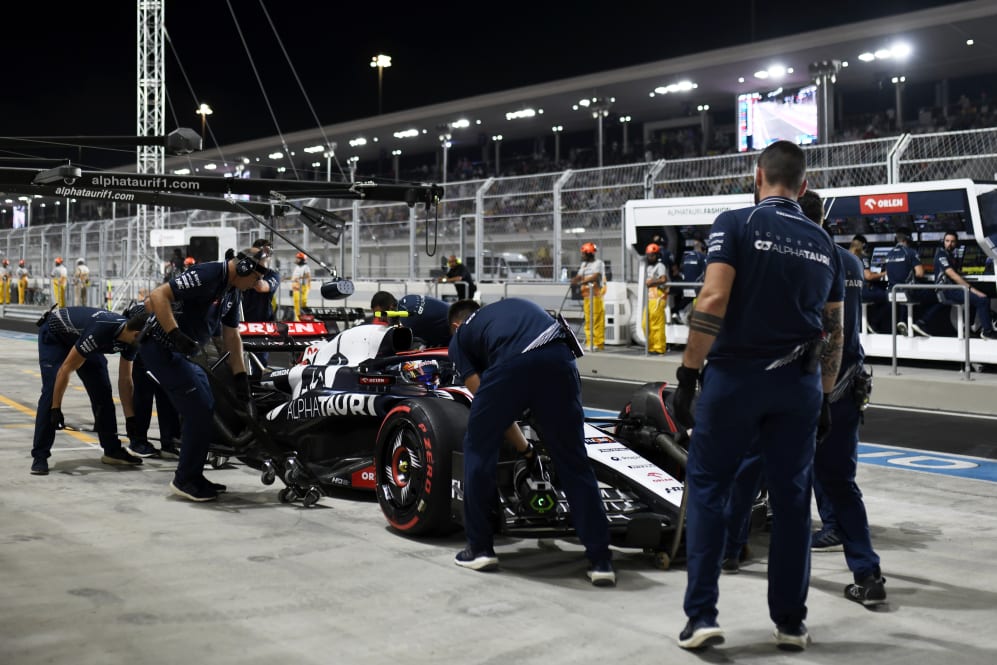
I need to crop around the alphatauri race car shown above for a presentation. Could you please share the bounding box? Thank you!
[211,322,739,568]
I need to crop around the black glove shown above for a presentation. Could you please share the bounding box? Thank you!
[167,328,199,355]
[50,408,65,430]
[817,395,832,445]
[125,415,147,445]
[233,372,252,403]
[673,365,700,429]
[232,372,257,419]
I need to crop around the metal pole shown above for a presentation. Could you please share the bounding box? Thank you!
[597,114,604,168]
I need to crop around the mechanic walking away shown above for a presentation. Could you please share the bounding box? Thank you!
[0,258,10,304]
[73,258,91,306]
[570,242,605,350]
[801,190,887,604]
[291,251,311,321]
[16,259,30,304]
[447,298,615,586]
[643,243,668,353]
[672,141,844,651]
[51,257,68,308]
[140,247,268,501]
[30,306,149,475]
[440,255,476,301]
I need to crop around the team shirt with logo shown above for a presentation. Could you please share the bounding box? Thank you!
[45,307,137,360]
[704,196,844,361]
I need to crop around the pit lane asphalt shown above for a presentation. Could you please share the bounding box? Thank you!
[2,328,996,665]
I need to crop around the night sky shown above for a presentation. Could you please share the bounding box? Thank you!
[0,0,969,168]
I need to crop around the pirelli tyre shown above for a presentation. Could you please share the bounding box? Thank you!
[374,398,467,536]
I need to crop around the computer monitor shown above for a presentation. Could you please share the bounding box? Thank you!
[869,246,892,272]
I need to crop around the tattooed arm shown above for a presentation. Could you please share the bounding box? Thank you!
[681,262,734,370]
[820,301,844,394]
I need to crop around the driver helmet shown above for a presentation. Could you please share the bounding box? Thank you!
[296,251,306,264]
[581,242,597,255]
[1,259,7,267]
[184,256,196,267]
[400,359,440,388]
[54,257,63,265]
[645,243,661,260]
[18,259,25,266]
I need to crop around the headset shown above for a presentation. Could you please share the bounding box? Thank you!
[235,248,271,277]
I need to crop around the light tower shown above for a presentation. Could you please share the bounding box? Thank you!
[134,0,165,300]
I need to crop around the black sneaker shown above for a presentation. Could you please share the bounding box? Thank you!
[773,622,809,651]
[845,575,887,607]
[30,458,49,475]
[981,330,996,341]
[101,448,143,466]
[198,476,227,493]
[160,439,181,458]
[678,618,725,650]
[587,559,616,586]
[454,546,499,571]
[721,557,740,574]
[811,528,843,552]
[128,441,160,458]
[170,478,218,502]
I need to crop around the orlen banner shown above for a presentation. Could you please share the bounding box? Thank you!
[860,193,909,214]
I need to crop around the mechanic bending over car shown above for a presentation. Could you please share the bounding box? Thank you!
[30,306,150,475]
[447,297,616,586]
[722,190,887,608]
[121,300,182,459]
[671,141,844,651]
[370,290,453,348]
[139,246,269,502]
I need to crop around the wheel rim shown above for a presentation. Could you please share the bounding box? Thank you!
[381,424,425,511]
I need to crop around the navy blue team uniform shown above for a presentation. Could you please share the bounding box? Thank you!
[32,307,137,463]
[139,262,241,491]
[241,266,281,366]
[859,252,890,332]
[677,245,707,315]
[930,245,994,336]
[122,301,181,457]
[398,294,451,347]
[882,241,927,326]
[683,197,844,632]
[448,298,612,571]
[724,246,883,597]
[241,267,280,323]
[811,247,884,597]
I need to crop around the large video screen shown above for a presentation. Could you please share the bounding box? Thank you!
[737,84,818,152]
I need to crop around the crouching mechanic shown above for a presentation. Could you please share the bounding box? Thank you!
[140,247,268,502]
[30,306,149,475]
[447,298,615,586]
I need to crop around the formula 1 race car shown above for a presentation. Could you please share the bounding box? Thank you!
[211,322,717,568]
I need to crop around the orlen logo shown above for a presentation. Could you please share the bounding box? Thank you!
[351,466,376,489]
[860,193,908,214]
